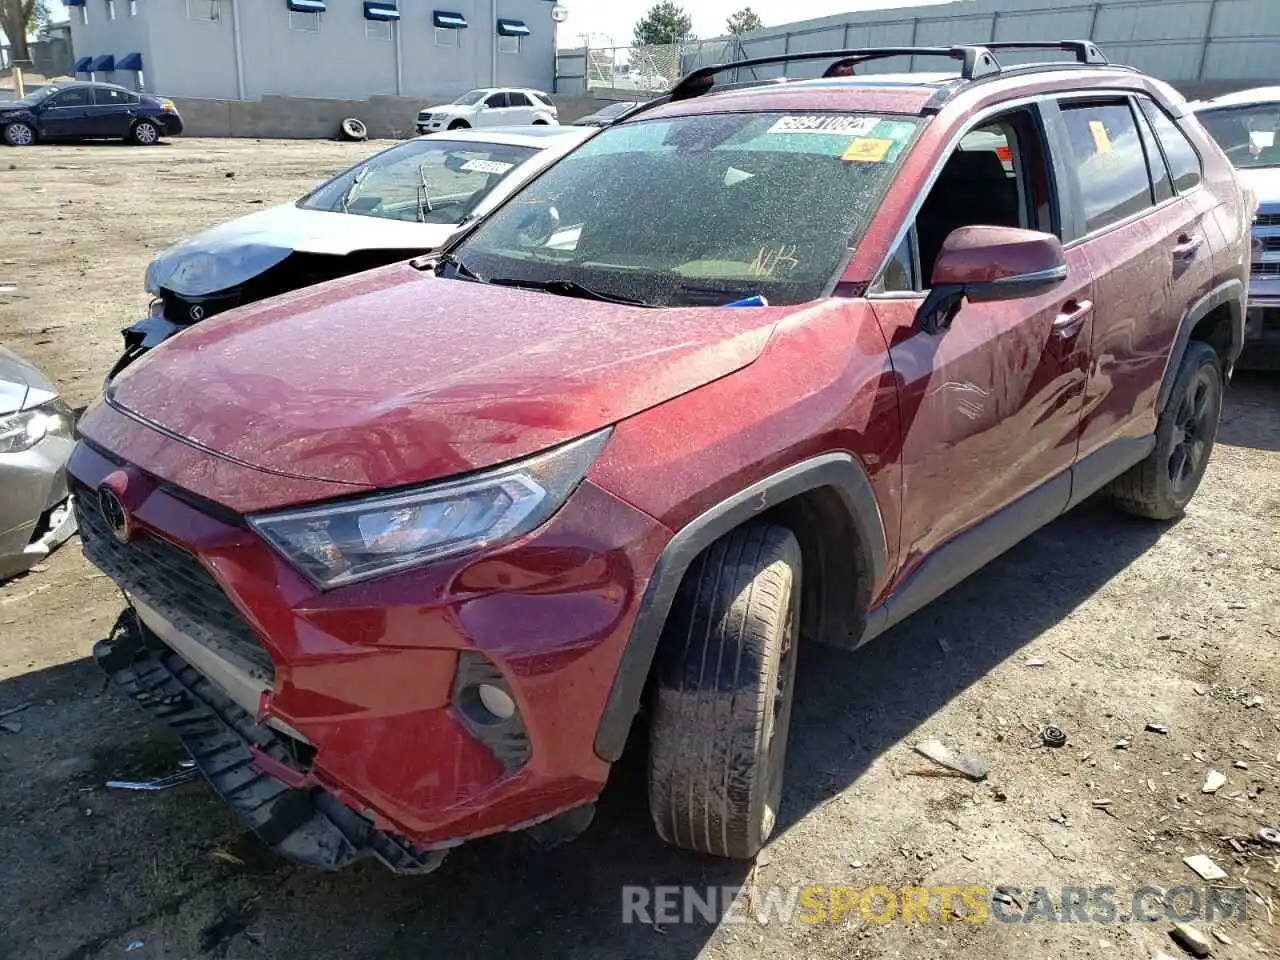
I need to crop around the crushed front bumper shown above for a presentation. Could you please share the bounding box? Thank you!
[96,610,448,873]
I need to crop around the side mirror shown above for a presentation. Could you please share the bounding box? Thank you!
[916,225,1067,335]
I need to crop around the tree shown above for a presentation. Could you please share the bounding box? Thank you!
[725,7,764,35]
[632,1,693,48]
[0,0,49,64]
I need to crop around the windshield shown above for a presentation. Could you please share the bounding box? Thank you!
[298,139,539,224]
[1198,104,1280,169]
[20,85,60,106]
[451,112,920,307]
[453,90,487,106]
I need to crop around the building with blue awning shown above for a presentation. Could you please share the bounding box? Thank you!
[63,0,560,101]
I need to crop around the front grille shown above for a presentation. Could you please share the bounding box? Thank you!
[1260,235,1280,254]
[75,487,275,682]
[1256,212,1280,228]
[161,287,242,325]
[1252,261,1280,276]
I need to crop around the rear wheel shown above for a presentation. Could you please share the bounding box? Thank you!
[4,122,35,147]
[648,522,801,860]
[1111,340,1223,519]
[130,120,160,145]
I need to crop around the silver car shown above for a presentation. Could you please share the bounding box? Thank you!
[0,347,76,580]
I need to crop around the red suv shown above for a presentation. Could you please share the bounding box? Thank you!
[75,43,1250,873]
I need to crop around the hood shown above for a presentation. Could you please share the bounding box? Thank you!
[1236,167,1280,205]
[105,263,787,490]
[146,203,459,297]
[0,346,59,415]
[425,104,468,115]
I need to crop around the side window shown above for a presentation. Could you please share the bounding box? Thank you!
[1139,98,1202,193]
[1132,99,1174,204]
[507,92,531,108]
[93,86,127,106]
[485,93,508,109]
[880,230,920,293]
[49,88,93,108]
[910,109,1056,286]
[1058,100,1154,234]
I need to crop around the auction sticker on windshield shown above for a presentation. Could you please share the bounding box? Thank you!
[768,115,880,136]
[460,159,516,175]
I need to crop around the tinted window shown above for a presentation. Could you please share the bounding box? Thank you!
[1060,101,1153,234]
[456,112,922,307]
[48,88,93,108]
[1195,102,1280,170]
[93,86,137,106]
[507,92,531,107]
[1133,101,1174,203]
[1140,99,1202,191]
[485,92,509,109]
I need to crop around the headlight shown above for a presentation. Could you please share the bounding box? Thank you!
[249,429,611,589]
[0,400,73,455]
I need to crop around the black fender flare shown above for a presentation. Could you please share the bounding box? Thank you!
[592,452,888,762]
[1158,277,1245,410]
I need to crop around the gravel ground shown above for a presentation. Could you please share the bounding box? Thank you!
[1,139,1278,960]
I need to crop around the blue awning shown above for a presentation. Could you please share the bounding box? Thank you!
[433,10,467,28]
[64,0,86,6]
[286,0,326,11]
[496,18,529,36]
[91,54,115,72]
[73,56,93,72]
[364,2,400,20]
[118,52,143,71]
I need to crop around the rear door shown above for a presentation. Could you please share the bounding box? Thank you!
[37,86,94,139]
[506,91,536,124]
[88,85,136,137]
[1053,95,1216,475]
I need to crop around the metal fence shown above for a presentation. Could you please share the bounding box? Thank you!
[557,0,1280,98]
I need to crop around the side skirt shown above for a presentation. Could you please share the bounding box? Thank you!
[860,435,1154,645]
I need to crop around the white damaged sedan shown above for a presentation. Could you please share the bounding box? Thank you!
[109,125,595,379]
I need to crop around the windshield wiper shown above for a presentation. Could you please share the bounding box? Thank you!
[340,167,372,214]
[433,251,484,282]
[486,277,654,307]
[417,163,434,222]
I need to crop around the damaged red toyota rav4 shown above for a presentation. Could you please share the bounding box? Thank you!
[76,44,1251,873]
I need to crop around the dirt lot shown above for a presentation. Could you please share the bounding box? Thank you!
[1,139,1279,960]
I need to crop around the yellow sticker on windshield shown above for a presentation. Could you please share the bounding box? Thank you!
[842,137,894,163]
[1089,120,1112,154]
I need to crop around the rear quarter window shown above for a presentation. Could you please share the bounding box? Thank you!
[1140,98,1202,192]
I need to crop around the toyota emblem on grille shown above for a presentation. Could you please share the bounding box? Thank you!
[98,487,131,543]
[188,304,205,321]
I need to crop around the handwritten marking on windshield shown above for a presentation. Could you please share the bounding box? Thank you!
[752,245,801,278]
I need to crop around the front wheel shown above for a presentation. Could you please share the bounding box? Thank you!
[130,120,160,145]
[447,120,470,130]
[1111,340,1223,520]
[3,122,35,147]
[648,522,802,860]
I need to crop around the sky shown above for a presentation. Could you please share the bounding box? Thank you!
[558,0,954,48]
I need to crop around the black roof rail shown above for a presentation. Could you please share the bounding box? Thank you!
[981,40,1108,64]
[668,46,1002,102]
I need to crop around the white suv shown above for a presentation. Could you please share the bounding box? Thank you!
[417,88,558,133]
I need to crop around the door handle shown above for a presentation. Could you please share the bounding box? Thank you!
[1173,233,1204,259]
[1052,299,1093,339]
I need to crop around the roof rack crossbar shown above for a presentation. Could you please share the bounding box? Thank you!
[980,40,1108,65]
[668,46,1002,101]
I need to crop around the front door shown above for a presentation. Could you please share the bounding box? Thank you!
[870,105,1095,587]
[481,92,509,126]
[37,86,94,139]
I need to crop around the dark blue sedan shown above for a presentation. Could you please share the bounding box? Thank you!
[0,81,183,147]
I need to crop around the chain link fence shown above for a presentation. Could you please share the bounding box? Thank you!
[577,39,742,94]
